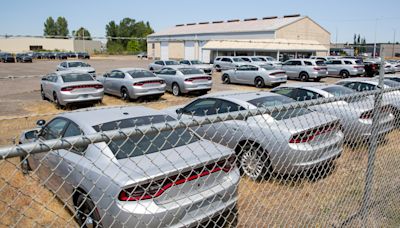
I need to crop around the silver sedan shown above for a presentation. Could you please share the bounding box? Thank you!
[166,91,344,180]
[19,106,239,227]
[97,68,166,100]
[40,71,104,108]
[156,67,213,96]
[221,64,287,88]
[271,83,395,141]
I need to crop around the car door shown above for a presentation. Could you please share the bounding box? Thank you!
[157,68,175,91]
[41,75,50,98]
[107,71,125,95]
[292,60,303,78]
[233,65,250,83]
[282,61,294,78]
[45,74,58,100]
[154,61,165,71]
[33,118,70,193]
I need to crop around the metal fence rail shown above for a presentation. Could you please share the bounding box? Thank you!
[0,83,399,227]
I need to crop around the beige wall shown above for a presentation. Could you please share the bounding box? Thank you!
[0,38,101,53]
[147,42,161,59]
[168,41,184,60]
[276,17,331,52]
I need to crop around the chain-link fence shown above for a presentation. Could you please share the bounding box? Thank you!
[0,71,399,227]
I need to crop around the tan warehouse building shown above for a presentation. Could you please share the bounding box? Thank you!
[147,15,330,63]
[0,37,102,54]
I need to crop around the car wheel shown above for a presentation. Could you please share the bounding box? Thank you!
[299,72,309,82]
[313,78,321,82]
[20,155,31,175]
[222,74,230,84]
[340,70,350,78]
[40,87,47,100]
[172,83,181,96]
[215,65,221,72]
[254,77,265,88]
[53,92,62,109]
[75,194,101,228]
[238,142,271,181]
[120,87,130,101]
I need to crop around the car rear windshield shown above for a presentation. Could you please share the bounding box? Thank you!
[128,70,155,78]
[93,115,199,159]
[260,65,276,70]
[190,60,203,64]
[61,73,94,82]
[69,62,90,67]
[247,95,312,120]
[179,68,204,75]
[316,61,326,66]
[355,60,363,65]
[165,61,179,65]
[251,57,263,61]
[322,86,355,96]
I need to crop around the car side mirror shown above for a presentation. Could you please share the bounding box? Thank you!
[25,130,39,140]
[176,108,184,114]
[36,119,46,127]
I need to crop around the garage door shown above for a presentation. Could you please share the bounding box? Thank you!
[184,41,195,60]
[160,42,169,60]
[199,41,211,63]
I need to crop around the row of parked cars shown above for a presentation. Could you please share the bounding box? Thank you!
[0,51,90,63]
[19,69,400,227]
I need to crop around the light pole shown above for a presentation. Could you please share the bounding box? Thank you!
[373,18,378,58]
[392,29,396,58]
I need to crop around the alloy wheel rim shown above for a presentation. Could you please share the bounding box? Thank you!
[173,85,179,96]
[241,149,263,179]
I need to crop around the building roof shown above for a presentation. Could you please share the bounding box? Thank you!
[202,39,328,52]
[149,16,306,37]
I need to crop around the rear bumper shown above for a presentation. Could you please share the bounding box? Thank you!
[182,81,212,93]
[266,76,287,85]
[349,69,365,76]
[310,71,328,79]
[344,115,394,141]
[129,85,166,99]
[59,90,104,105]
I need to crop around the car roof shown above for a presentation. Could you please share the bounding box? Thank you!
[59,106,166,128]
[53,70,91,76]
[201,90,286,103]
[276,82,330,89]
[337,78,378,83]
[64,60,86,63]
[114,68,148,72]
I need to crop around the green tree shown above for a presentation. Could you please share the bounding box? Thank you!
[73,27,92,40]
[126,40,141,53]
[56,17,69,38]
[44,17,57,37]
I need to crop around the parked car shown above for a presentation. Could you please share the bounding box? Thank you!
[179,60,213,75]
[40,71,104,108]
[77,52,90,59]
[281,59,328,81]
[67,52,78,58]
[46,52,57,59]
[35,52,46,59]
[254,56,282,67]
[16,53,33,63]
[325,59,365,78]
[0,52,15,63]
[148,60,181,72]
[271,83,394,141]
[137,52,147,59]
[56,52,68,60]
[18,106,239,227]
[383,75,400,83]
[310,56,338,61]
[383,63,396,74]
[363,60,380,77]
[336,78,400,121]
[213,56,248,71]
[238,56,266,66]
[221,64,287,88]
[98,68,166,100]
[166,91,343,180]
[156,67,212,96]
[57,61,96,78]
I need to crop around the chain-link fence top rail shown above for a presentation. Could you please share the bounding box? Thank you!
[0,84,399,227]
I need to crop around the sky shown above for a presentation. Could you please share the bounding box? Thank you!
[1,0,400,43]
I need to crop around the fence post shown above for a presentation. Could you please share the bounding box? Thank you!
[359,48,385,225]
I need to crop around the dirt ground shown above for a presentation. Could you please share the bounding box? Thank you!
[0,56,399,227]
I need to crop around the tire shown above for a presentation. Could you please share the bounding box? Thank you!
[75,194,101,228]
[313,78,321,82]
[20,155,31,175]
[53,92,62,109]
[172,83,181,96]
[222,74,230,84]
[40,87,47,100]
[254,77,265,88]
[299,72,309,82]
[120,87,130,101]
[340,70,350,78]
[237,142,271,181]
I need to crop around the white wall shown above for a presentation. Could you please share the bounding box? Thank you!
[184,41,195,59]
[160,42,169,60]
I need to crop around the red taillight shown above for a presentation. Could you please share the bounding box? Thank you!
[133,80,164,86]
[61,84,102,91]
[354,66,364,69]
[360,105,392,119]
[270,71,285,76]
[184,76,211,82]
[118,155,235,201]
[289,123,338,144]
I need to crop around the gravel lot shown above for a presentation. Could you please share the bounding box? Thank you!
[0,55,343,117]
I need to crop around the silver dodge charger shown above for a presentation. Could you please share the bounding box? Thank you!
[19,106,239,227]
[40,71,104,108]
[98,68,166,100]
[156,67,213,96]
[166,91,344,180]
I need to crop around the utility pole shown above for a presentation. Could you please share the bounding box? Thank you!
[373,19,378,58]
[392,29,396,58]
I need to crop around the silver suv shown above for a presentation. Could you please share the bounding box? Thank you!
[281,59,328,82]
[325,59,365,78]
[213,56,248,71]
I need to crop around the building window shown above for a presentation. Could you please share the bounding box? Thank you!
[29,45,43,51]
[152,43,155,49]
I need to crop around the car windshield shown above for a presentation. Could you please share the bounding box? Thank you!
[232,58,246,62]
[247,95,312,120]
[316,61,326,66]
[260,65,276,70]
[190,60,203,64]
[165,61,179,65]
[179,68,204,75]
[93,115,199,159]
[322,86,356,96]
[251,57,263,61]
[61,73,94,82]
[266,57,276,61]
[355,60,363,64]
[127,70,155,78]
[69,62,90,67]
